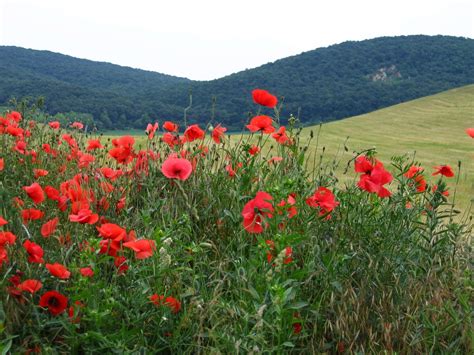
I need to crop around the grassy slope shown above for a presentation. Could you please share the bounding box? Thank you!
[300,84,473,215]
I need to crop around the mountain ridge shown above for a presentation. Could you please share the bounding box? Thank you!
[1,35,473,129]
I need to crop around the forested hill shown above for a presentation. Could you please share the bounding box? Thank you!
[1,35,473,130]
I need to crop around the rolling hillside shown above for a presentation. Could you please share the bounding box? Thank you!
[300,85,474,214]
[1,35,473,129]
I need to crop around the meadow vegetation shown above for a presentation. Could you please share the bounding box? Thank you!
[0,89,472,353]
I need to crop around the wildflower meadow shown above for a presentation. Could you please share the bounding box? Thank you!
[0,89,472,353]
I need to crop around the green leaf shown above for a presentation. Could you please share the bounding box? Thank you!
[289,301,309,310]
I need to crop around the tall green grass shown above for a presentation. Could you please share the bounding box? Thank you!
[2,88,470,352]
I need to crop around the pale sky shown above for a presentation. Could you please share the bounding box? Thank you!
[1,0,473,80]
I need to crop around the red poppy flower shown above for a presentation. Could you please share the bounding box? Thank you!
[109,136,135,164]
[283,246,293,264]
[71,121,84,129]
[23,182,45,204]
[113,256,129,274]
[0,231,16,246]
[98,239,121,256]
[184,124,205,142]
[248,145,260,155]
[78,153,95,168]
[404,166,423,179]
[13,139,27,154]
[164,296,181,313]
[355,156,393,198]
[68,300,85,323]
[246,115,275,134]
[265,240,276,263]
[224,161,242,178]
[404,166,426,192]
[277,194,297,219]
[252,89,278,108]
[150,294,181,313]
[7,111,22,122]
[44,186,59,201]
[0,216,7,226]
[432,165,454,177]
[18,279,42,293]
[212,124,227,144]
[69,208,99,224]
[268,156,283,164]
[272,126,290,144]
[46,262,71,279]
[0,158,4,171]
[0,248,8,267]
[41,217,59,238]
[146,122,159,139]
[13,197,24,208]
[21,209,44,223]
[39,290,68,316]
[98,167,122,181]
[123,239,156,259]
[97,223,127,241]
[6,126,24,137]
[80,267,94,277]
[62,134,78,148]
[116,197,126,211]
[432,184,450,196]
[306,187,339,217]
[48,121,60,130]
[163,121,178,132]
[87,139,104,151]
[33,169,48,179]
[23,240,44,264]
[293,322,302,334]
[354,155,374,173]
[358,165,393,198]
[242,191,274,234]
[161,156,193,181]
[161,132,179,148]
[41,143,50,153]
[466,128,474,138]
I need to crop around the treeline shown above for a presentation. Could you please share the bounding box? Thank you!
[0,35,473,130]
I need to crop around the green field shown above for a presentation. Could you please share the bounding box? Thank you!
[298,85,474,215]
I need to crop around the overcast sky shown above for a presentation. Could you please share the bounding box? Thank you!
[1,0,472,80]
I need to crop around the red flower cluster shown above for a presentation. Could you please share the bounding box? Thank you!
[404,166,427,192]
[109,136,135,164]
[46,262,71,279]
[212,124,227,144]
[23,182,45,204]
[242,192,274,233]
[305,187,339,218]
[146,122,159,139]
[161,156,193,181]
[150,294,181,313]
[432,165,454,178]
[355,156,393,198]
[39,290,68,316]
[246,115,275,134]
[272,126,291,145]
[184,124,205,142]
[123,239,156,259]
[252,89,278,108]
[163,121,178,132]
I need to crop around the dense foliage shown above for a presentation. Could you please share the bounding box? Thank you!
[1,35,473,130]
[0,96,472,353]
